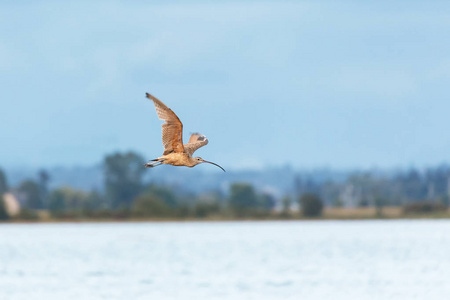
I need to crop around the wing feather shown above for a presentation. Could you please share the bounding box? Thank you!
[184,133,209,156]
[146,93,184,154]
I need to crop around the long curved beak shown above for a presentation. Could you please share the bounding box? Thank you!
[202,160,226,172]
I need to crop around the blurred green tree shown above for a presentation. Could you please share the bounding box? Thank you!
[17,209,39,220]
[83,190,105,212]
[48,188,66,215]
[0,195,9,220]
[299,193,323,217]
[175,203,192,218]
[193,200,220,218]
[0,167,8,220]
[374,196,385,217]
[441,195,449,208]
[0,167,8,195]
[38,169,50,209]
[143,184,178,207]
[18,180,43,209]
[260,193,276,211]
[48,187,89,217]
[403,201,447,214]
[229,183,258,217]
[358,197,369,207]
[104,151,145,208]
[280,195,291,217]
[333,197,344,207]
[132,195,171,217]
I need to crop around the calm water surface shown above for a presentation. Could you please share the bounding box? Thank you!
[1,220,450,300]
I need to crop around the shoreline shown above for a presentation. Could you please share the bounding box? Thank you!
[3,212,450,225]
[2,207,450,224]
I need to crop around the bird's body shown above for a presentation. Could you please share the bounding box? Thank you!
[144,93,225,172]
[153,152,195,167]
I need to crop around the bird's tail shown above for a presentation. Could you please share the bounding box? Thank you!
[144,158,164,168]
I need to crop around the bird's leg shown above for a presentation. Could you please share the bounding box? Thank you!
[144,161,160,168]
[144,158,165,168]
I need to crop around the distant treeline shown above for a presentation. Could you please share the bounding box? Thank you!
[1,151,450,221]
[296,166,450,208]
[0,152,290,221]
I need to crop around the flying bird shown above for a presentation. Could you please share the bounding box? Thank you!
[144,93,225,172]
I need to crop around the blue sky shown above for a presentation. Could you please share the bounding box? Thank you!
[1,1,450,170]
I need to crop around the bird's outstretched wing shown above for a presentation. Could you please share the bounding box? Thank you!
[184,133,209,156]
[146,93,184,155]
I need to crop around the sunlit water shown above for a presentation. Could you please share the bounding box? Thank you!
[1,220,450,300]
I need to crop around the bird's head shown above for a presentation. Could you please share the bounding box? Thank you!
[193,157,226,172]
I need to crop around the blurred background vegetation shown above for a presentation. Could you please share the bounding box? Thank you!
[1,150,450,222]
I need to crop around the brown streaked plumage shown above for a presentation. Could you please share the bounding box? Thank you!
[144,93,225,172]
